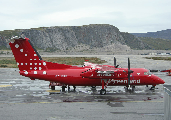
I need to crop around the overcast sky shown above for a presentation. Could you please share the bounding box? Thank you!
[0,0,170,33]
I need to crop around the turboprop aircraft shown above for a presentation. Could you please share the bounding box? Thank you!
[9,37,165,95]
[161,69,171,76]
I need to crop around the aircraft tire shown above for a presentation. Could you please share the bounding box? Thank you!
[73,86,76,91]
[100,89,106,95]
[150,85,155,90]
[91,86,96,89]
[68,86,70,92]
[62,86,66,92]
[132,86,135,91]
[51,86,55,90]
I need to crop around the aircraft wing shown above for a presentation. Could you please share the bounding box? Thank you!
[161,70,171,72]
[83,62,116,69]
[83,62,103,69]
[81,64,128,79]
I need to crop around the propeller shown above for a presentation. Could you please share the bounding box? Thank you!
[114,57,119,68]
[128,58,134,87]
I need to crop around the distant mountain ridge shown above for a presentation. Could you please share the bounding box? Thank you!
[0,24,150,52]
[131,29,171,40]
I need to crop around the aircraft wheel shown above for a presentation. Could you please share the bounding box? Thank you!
[91,86,96,89]
[150,85,155,90]
[51,86,55,90]
[125,86,128,91]
[68,86,70,92]
[73,86,76,91]
[62,86,66,92]
[100,89,106,95]
[132,86,135,91]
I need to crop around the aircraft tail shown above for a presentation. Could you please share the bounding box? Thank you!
[9,37,72,72]
[9,37,47,71]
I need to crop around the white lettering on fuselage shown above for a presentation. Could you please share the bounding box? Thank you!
[110,79,141,84]
[61,75,67,77]
[55,75,68,77]
[97,74,112,76]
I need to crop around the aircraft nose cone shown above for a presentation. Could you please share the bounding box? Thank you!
[159,77,165,84]
[153,75,165,84]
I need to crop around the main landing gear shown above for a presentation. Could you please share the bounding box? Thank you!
[100,89,106,95]
[62,86,67,92]
[51,86,55,90]
[49,82,71,92]
[100,79,111,95]
[49,82,60,90]
[73,86,76,91]
[62,85,76,92]
[125,85,135,91]
[91,86,96,89]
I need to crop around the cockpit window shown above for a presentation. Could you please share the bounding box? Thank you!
[144,71,152,75]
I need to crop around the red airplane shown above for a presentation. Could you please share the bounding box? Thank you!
[9,37,165,95]
[161,69,171,76]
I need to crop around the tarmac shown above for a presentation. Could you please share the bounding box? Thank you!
[0,55,170,120]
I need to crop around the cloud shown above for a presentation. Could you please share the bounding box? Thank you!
[0,0,171,32]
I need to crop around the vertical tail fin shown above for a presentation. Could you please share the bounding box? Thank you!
[9,37,47,71]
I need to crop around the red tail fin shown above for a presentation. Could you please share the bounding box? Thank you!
[9,37,72,72]
[9,37,47,71]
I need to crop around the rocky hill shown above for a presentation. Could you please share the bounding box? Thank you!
[0,24,149,53]
[131,29,171,40]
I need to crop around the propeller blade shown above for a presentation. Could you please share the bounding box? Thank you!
[127,57,133,86]
[114,57,119,68]
[128,57,130,70]
[114,57,116,67]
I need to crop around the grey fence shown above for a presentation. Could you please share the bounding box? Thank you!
[164,85,171,120]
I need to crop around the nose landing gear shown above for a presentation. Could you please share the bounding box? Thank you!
[150,85,156,90]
